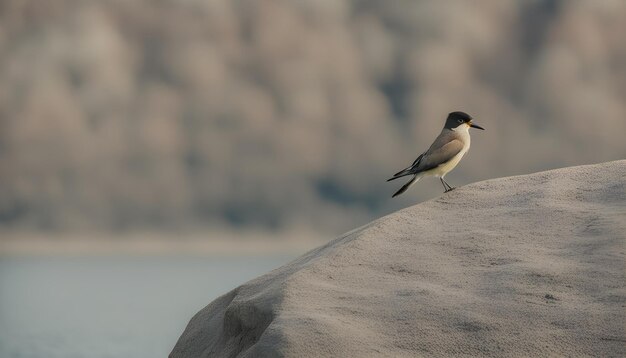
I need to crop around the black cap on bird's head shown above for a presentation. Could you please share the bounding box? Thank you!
[444,111,484,130]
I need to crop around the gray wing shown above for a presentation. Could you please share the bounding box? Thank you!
[387,130,464,181]
[415,136,464,173]
[387,152,426,181]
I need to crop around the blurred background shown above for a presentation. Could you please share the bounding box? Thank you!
[0,0,625,357]
[1,0,625,237]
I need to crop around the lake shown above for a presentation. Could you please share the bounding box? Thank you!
[0,255,292,358]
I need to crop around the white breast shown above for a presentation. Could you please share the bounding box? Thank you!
[430,124,470,177]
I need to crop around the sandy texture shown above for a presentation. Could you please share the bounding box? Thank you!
[170,161,626,357]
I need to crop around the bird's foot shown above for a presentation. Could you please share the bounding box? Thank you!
[444,187,456,193]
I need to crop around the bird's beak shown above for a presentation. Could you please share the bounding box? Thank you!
[469,121,484,130]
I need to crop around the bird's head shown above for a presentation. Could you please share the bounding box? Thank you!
[445,111,484,131]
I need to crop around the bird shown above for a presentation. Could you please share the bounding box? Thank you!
[387,111,484,197]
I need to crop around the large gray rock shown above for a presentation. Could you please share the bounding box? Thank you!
[171,161,626,357]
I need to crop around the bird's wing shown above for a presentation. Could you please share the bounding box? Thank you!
[387,130,464,181]
[415,138,464,173]
[387,152,425,181]
[411,152,425,167]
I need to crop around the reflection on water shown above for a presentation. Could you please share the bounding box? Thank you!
[0,255,292,358]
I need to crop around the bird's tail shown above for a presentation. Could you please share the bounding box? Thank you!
[387,166,413,182]
[392,175,420,198]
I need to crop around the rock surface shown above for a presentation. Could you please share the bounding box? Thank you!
[171,161,626,357]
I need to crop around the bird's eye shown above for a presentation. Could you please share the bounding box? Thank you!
[457,119,463,123]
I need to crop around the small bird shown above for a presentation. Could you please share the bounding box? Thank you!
[388,111,484,197]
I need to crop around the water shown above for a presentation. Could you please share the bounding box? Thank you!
[0,255,292,358]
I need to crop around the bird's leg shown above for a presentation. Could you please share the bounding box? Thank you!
[440,178,451,192]
[442,178,455,192]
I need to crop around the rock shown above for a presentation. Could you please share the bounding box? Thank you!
[171,161,626,357]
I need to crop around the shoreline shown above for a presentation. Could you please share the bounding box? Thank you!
[0,231,328,257]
